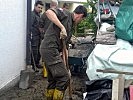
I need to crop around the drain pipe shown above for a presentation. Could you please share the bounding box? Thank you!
[26,0,32,66]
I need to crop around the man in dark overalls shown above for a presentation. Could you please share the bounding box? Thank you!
[30,1,44,69]
[40,5,87,100]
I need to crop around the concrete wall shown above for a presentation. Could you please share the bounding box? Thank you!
[0,0,27,90]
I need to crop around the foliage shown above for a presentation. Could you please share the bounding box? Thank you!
[76,13,97,33]
[75,0,98,36]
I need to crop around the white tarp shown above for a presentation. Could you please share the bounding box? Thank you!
[86,39,133,80]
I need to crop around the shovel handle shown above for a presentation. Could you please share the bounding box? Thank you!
[62,40,69,69]
[62,39,73,100]
[97,69,133,75]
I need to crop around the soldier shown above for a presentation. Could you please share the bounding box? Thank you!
[30,1,44,69]
[40,0,58,39]
[40,5,87,100]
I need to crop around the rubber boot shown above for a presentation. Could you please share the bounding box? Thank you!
[45,89,54,100]
[42,62,47,78]
[53,88,64,100]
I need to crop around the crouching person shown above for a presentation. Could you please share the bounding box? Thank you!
[40,5,87,100]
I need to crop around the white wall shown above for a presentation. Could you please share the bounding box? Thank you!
[0,0,27,89]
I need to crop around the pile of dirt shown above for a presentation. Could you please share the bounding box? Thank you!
[0,71,88,100]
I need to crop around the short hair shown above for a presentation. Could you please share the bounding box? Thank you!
[50,0,58,7]
[35,1,44,6]
[74,5,87,18]
[63,3,69,8]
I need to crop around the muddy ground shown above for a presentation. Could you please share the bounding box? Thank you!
[0,43,93,100]
[0,69,89,100]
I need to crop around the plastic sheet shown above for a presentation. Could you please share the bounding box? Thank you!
[84,79,130,100]
[115,0,133,42]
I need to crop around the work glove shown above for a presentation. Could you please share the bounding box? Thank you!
[70,35,79,44]
[60,27,67,39]
[68,69,71,77]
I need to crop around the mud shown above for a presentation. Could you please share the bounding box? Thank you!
[0,71,88,100]
[0,43,93,100]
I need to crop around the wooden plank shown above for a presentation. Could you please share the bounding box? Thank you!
[112,74,125,100]
[118,74,125,100]
[112,78,119,100]
[124,79,133,88]
[97,69,133,75]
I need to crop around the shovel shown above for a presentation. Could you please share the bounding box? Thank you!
[62,39,73,100]
[19,40,36,89]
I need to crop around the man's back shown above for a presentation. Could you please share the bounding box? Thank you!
[41,12,51,35]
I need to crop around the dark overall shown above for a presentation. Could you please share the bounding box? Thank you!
[30,10,41,68]
[40,8,74,91]
[40,12,51,39]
